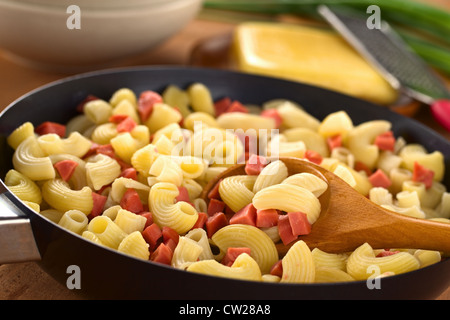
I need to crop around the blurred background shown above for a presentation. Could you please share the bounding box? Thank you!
[0,0,449,299]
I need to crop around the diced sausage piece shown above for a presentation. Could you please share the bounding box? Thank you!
[207,198,226,216]
[278,214,297,245]
[221,247,251,266]
[256,208,279,228]
[260,109,282,128]
[35,121,66,138]
[288,211,311,236]
[162,226,179,252]
[229,203,257,226]
[376,250,400,257]
[226,100,249,113]
[120,167,137,180]
[214,97,231,117]
[109,114,129,124]
[369,169,392,189]
[151,243,173,265]
[53,159,78,181]
[245,154,269,175]
[412,161,435,189]
[138,90,163,122]
[176,186,190,203]
[116,116,137,133]
[327,134,342,151]
[270,260,283,277]
[191,212,208,230]
[205,212,228,238]
[120,188,144,214]
[142,223,162,250]
[207,179,222,200]
[354,161,372,176]
[304,150,323,165]
[139,211,153,229]
[374,131,395,151]
[90,192,107,219]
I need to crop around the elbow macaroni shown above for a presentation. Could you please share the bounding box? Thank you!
[4,84,447,283]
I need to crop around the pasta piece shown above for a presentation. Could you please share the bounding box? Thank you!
[12,136,55,181]
[436,192,450,219]
[187,83,215,116]
[117,231,150,260]
[192,198,207,213]
[318,111,354,139]
[130,125,150,148]
[85,154,121,190]
[369,187,393,206]
[23,201,40,213]
[396,190,420,208]
[149,156,184,187]
[152,123,188,147]
[311,248,348,271]
[261,274,280,283]
[376,151,402,175]
[109,177,150,205]
[5,169,42,204]
[87,216,127,249]
[216,112,276,135]
[171,236,204,269]
[131,144,159,177]
[282,127,329,157]
[90,123,118,145]
[162,84,191,117]
[112,99,140,124]
[171,156,206,180]
[144,103,182,133]
[421,182,446,209]
[81,230,105,246]
[149,182,198,234]
[252,160,288,193]
[413,249,441,268]
[7,121,34,150]
[83,99,113,124]
[183,112,219,131]
[389,168,412,195]
[212,224,278,274]
[219,175,256,212]
[276,101,320,130]
[66,114,95,137]
[37,132,92,158]
[346,242,420,280]
[110,132,140,163]
[280,240,315,283]
[187,253,262,281]
[281,172,328,198]
[109,88,137,108]
[42,179,93,215]
[114,208,147,234]
[58,209,88,235]
[252,184,321,224]
[99,205,119,221]
[399,144,445,181]
[181,178,203,201]
[330,147,354,169]
[314,268,355,283]
[347,120,391,169]
[267,134,306,159]
[184,228,215,261]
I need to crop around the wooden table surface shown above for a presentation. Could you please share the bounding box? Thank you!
[0,5,449,300]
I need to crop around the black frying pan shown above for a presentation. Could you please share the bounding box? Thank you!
[0,66,449,300]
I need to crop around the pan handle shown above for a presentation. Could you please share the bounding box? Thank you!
[0,185,41,264]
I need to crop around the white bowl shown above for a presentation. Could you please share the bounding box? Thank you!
[0,0,202,71]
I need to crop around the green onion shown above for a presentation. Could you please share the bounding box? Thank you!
[204,0,450,75]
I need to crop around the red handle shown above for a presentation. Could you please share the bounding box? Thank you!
[431,99,450,132]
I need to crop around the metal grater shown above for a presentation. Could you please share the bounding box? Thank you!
[318,5,450,105]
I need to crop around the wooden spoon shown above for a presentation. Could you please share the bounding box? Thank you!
[201,157,450,255]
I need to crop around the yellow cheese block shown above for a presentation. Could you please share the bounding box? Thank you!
[232,22,398,105]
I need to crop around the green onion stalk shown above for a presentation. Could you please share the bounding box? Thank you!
[204,0,450,76]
